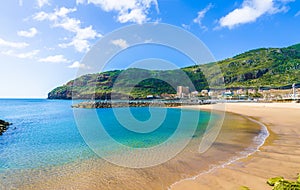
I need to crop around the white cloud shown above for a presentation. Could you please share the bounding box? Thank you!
[78,0,159,24]
[181,24,190,30]
[111,39,129,49]
[17,28,38,38]
[33,12,51,21]
[33,7,77,21]
[1,50,39,59]
[295,10,300,17]
[33,7,101,52]
[118,8,147,24]
[19,0,23,6]
[38,55,69,63]
[0,38,28,49]
[58,25,101,52]
[76,0,85,4]
[219,0,293,29]
[193,3,213,31]
[37,0,50,8]
[68,61,90,69]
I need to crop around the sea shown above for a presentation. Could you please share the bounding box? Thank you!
[0,99,266,189]
[0,99,212,170]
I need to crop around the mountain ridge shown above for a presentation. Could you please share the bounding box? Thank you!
[48,43,300,99]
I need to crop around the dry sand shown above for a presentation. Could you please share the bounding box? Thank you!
[171,103,300,190]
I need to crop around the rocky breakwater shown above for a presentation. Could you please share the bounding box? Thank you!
[72,101,183,109]
[0,119,11,135]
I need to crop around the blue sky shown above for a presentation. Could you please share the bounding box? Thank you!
[0,0,300,98]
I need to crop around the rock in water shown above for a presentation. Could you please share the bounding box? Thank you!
[0,119,11,135]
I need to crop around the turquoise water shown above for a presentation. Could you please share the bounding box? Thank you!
[0,99,211,171]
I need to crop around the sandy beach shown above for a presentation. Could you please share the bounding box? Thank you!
[172,103,300,190]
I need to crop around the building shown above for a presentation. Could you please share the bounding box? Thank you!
[222,90,234,98]
[235,89,245,95]
[146,95,154,99]
[177,86,190,98]
[191,91,199,97]
[200,90,209,96]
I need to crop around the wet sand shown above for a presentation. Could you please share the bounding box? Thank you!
[0,108,264,190]
[172,103,300,190]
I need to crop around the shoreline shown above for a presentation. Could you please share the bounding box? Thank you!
[169,111,270,190]
[171,103,300,190]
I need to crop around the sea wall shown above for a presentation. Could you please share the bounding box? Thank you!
[71,101,184,109]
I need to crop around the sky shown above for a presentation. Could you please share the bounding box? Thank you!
[0,0,300,98]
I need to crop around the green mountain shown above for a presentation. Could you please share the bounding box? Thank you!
[48,43,300,99]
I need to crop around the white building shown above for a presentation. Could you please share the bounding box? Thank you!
[177,86,190,98]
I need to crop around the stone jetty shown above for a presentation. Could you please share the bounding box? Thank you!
[72,101,184,109]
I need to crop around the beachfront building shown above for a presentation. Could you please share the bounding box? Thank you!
[191,91,199,97]
[200,90,209,96]
[235,89,245,95]
[222,90,234,99]
[146,95,154,99]
[208,90,215,97]
[177,86,190,98]
[254,84,300,102]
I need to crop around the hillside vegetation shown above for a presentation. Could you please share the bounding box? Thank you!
[48,43,300,99]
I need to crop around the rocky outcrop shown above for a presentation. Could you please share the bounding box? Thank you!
[0,119,11,135]
[224,68,269,83]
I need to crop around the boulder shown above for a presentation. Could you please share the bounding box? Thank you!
[0,119,11,135]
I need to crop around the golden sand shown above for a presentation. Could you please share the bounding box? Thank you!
[171,103,300,190]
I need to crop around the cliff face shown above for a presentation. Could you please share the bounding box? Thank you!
[48,43,300,99]
[48,86,73,99]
